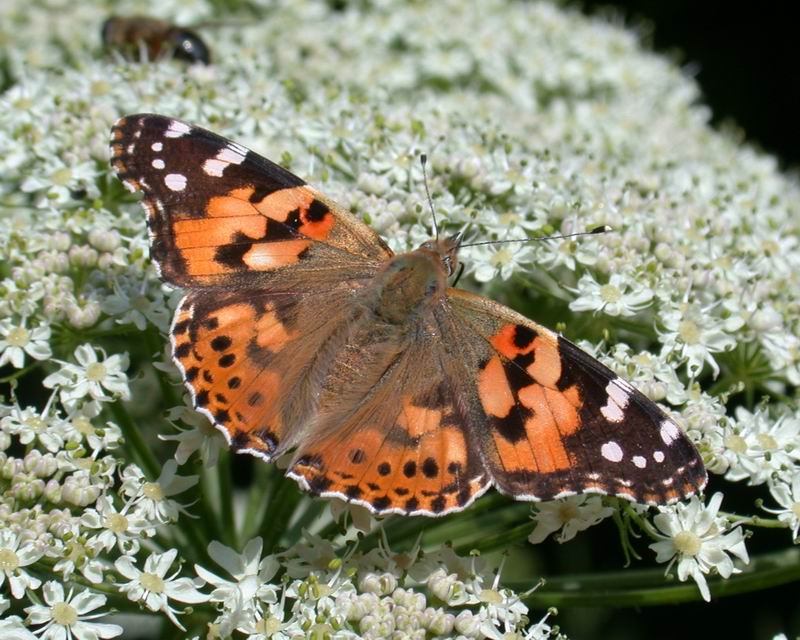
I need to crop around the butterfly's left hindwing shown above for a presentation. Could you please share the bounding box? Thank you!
[444,289,707,506]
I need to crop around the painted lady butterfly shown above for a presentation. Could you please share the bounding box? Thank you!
[110,114,707,516]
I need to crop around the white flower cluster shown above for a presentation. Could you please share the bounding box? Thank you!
[0,0,797,630]
[0,387,548,637]
[191,534,552,639]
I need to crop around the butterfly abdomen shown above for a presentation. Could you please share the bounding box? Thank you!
[372,250,447,325]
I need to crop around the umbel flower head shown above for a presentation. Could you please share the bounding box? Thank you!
[0,0,798,636]
[649,493,749,601]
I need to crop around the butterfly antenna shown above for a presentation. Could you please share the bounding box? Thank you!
[460,225,612,248]
[420,154,439,240]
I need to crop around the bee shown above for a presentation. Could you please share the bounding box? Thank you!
[101,16,211,65]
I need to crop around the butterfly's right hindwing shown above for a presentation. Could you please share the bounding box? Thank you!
[444,288,707,505]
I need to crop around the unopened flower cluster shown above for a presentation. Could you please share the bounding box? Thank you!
[1,0,798,632]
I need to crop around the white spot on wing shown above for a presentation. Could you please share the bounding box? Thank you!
[165,120,191,138]
[152,158,165,169]
[654,450,665,463]
[632,455,647,468]
[218,145,246,164]
[660,420,680,445]
[601,401,625,423]
[202,145,248,177]
[607,378,632,407]
[600,378,630,423]
[164,173,187,191]
[203,158,227,177]
[601,441,623,462]
[151,142,163,152]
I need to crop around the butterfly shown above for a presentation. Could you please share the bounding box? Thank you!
[110,114,707,516]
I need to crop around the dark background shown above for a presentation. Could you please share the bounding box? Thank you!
[583,2,799,169]
[561,3,800,639]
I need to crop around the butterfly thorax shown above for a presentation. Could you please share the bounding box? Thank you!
[373,249,448,324]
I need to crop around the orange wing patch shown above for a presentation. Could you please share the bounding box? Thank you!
[171,293,299,457]
[168,186,336,281]
[478,323,584,479]
[289,394,488,515]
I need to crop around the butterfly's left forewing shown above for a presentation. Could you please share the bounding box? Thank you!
[110,114,391,288]
[443,288,707,505]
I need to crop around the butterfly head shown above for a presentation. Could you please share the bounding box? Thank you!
[419,232,462,277]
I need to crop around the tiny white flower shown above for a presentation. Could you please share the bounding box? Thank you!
[569,272,653,317]
[115,548,208,630]
[649,493,749,601]
[24,581,122,640]
[102,278,171,332]
[0,615,37,640]
[52,538,106,585]
[722,408,800,485]
[1,404,64,452]
[471,242,535,282]
[528,495,615,544]
[0,529,44,599]
[328,498,375,534]
[121,460,198,523]
[161,397,226,467]
[0,317,52,368]
[763,475,800,540]
[62,403,122,452]
[43,344,130,410]
[194,537,280,634]
[658,305,737,378]
[81,496,156,554]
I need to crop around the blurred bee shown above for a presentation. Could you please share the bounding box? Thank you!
[101,16,211,65]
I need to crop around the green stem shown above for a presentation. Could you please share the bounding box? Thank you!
[196,464,225,548]
[284,499,328,543]
[85,325,143,338]
[421,503,530,551]
[111,401,211,563]
[454,520,533,555]
[241,464,276,542]
[146,328,180,408]
[173,508,215,566]
[28,562,132,610]
[515,547,800,607]
[722,512,787,529]
[0,362,40,383]
[109,402,161,479]
[217,450,237,548]
[260,476,302,552]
